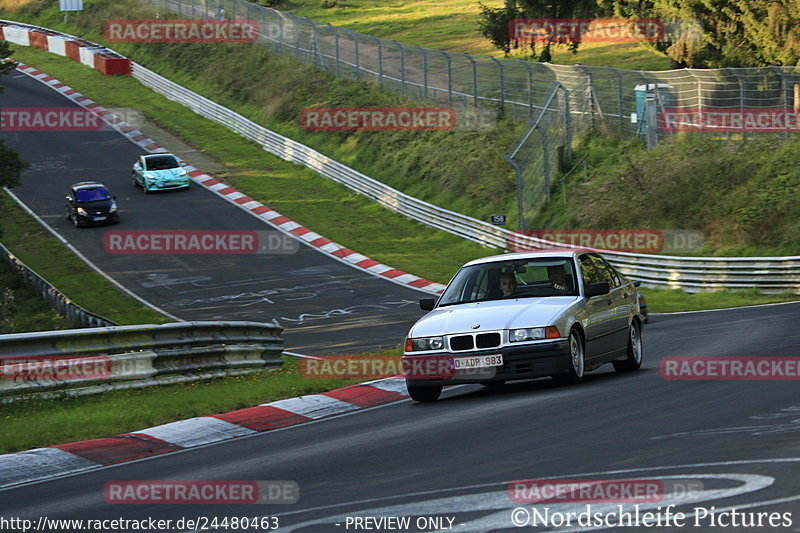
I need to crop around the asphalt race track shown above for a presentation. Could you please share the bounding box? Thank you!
[2,302,800,531]
[0,70,431,355]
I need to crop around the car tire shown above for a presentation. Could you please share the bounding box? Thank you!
[613,320,643,372]
[555,328,585,385]
[132,175,138,188]
[406,382,442,403]
[72,215,82,228]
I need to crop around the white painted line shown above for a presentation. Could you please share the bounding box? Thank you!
[0,448,98,488]
[2,187,181,322]
[134,417,255,448]
[282,351,323,360]
[265,395,360,419]
[652,299,800,316]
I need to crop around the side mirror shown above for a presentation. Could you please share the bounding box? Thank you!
[112,195,118,200]
[586,282,610,298]
[633,280,642,287]
[65,195,71,202]
[180,161,187,167]
[419,298,436,311]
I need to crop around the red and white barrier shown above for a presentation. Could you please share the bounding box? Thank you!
[0,21,130,75]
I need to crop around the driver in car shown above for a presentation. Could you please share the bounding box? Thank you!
[547,265,569,292]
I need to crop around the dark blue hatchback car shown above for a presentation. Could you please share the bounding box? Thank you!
[65,181,120,227]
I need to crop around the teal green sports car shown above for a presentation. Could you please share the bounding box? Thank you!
[132,153,190,193]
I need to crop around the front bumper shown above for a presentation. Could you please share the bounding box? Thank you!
[146,180,190,191]
[403,339,570,386]
[76,212,119,225]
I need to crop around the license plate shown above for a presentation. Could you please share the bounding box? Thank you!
[452,354,503,370]
[93,216,107,221]
[165,182,177,187]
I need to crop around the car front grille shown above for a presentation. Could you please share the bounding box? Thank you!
[449,332,502,351]
[476,333,501,348]
[450,335,474,351]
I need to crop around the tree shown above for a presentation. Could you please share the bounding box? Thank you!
[0,41,29,188]
[602,0,800,67]
[478,0,602,61]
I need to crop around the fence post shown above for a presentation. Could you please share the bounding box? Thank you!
[392,41,406,95]
[438,50,452,106]
[413,45,428,99]
[372,35,383,86]
[503,155,525,231]
[331,24,340,77]
[645,92,658,150]
[729,68,746,140]
[519,60,534,119]
[771,65,790,139]
[465,54,478,106]
[574,64,595,126]
[554,82,572,159]
[605,66,624,132]
[540,127,551,203]
[491,57,505,111]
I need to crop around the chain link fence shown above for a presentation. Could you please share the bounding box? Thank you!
[142,0,800,216]
[145,0,800,132]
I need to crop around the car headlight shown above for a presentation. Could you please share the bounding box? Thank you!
[179,169,187,176]
[109,202,117,213]
[405,336,445,352]
[76,207,87,215]
[509,326,561,342]
[145,174,156,181]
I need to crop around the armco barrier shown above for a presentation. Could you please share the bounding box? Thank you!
[0,242,116,328]
[2,20,799,294]
[0,321,283,399]
[0,20,130,75]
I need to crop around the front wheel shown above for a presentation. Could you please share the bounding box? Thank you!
[555,328,585,385]
[614,320,643,372]
[406,381,442,403]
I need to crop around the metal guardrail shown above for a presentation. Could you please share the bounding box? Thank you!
[3,21,799,294]
[0,242,116,328]
[130,64,800,293]
[0,321,283,400]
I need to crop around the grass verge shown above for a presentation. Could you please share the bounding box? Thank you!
[0,352,400,454]
[270,0,672,69]
[0,259,78,333]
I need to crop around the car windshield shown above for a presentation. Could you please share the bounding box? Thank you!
[438,257,579,306]
[75,187,110,202]
[145,155,180,170]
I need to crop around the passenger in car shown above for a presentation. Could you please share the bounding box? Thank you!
[547,265,569,292]
[499,273,517,297]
